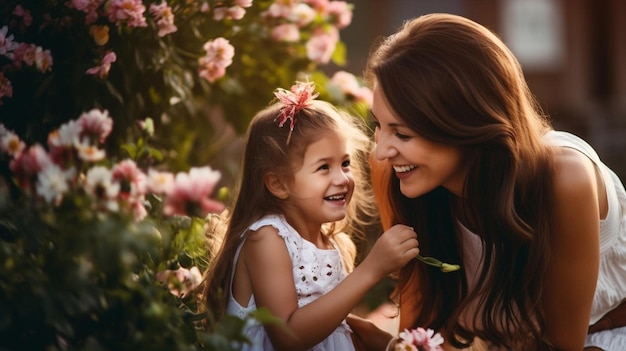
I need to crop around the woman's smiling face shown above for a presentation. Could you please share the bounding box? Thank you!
[371,84,468,198]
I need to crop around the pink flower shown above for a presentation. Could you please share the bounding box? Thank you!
[149,1,177,37]
[12,5,33,27]
[156,266,203,298]
[69,0,104,25]
[12,43,37,68]
[330,70,373,105]
[0,26,19,57]
[326,1,352,29]
[271,23,300,42]
[234,0,253,8]
[198,37,234,83]
[213,6,246,21]
[288,3,316,27]
[163,166,224,218]
[112,159,147,199]
[305,27,338,64]
[86,51,117,78]
[395,327,444,351]
[35,47,53,73]
[107,0,147,28]
[9,144,52,191]
[78,108,113,143]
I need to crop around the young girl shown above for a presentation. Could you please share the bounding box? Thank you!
[203,81,419,350]
[350,13,626,351]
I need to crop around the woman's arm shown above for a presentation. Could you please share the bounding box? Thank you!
[541,148,601,349]
[243,224,419,351]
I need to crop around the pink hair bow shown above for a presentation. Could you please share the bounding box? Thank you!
[274,80,319,144]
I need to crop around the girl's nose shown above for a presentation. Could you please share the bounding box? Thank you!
[333,169,350,186]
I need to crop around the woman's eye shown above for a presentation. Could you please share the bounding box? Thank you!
[395,132,411,140]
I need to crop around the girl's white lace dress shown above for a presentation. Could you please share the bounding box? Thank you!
[226,214,355,351]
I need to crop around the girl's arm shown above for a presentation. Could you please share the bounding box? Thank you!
[541,147,601,350]
[242,224,419,351]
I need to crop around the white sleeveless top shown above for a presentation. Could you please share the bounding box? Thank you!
[226,214,354,351]
[461,131,626,350]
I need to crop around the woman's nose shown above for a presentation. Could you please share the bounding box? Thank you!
[374,135,397,161]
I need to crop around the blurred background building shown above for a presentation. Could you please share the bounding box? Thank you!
[340,0,626,179]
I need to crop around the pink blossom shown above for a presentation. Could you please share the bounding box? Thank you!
[213,6,246,21]
[305,27,338,64]
[198,38,234,83]
[12,43,37,68]
[86,51,117,78]
[35,47,53,73]
[78,108,113,143]
[163,166,225,217]
[0,26,19,57]
[395,327,444,351]
[149,1,177,37]
[288,3,316,27]
[156,266,203,298]
[234,0,253,8]
[47,120,82,167]
[69,0,104,25]
[305,0,330,10]
[330,70,373,105]
[271,24,300,42]
[107,0,147,28]
[198,60,226,83]
[9,144,52,191]
[13,5,33,27]
[112,159,147,199]
[326,1,352,29]
[0,72,12,105]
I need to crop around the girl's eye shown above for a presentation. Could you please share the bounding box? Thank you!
[371,120,381,129]
[318,164,330,171]
[342,160,351,168]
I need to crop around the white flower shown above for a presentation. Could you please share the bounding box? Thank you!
[36,164,74,204]
[84,166,120,211]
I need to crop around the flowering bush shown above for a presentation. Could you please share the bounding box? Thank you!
[0,0,371,176]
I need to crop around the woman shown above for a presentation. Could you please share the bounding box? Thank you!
[351,13,626,351]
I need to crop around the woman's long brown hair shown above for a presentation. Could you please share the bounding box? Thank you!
[366,13,556,348]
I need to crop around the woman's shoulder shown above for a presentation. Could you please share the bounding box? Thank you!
[551,146,600,208]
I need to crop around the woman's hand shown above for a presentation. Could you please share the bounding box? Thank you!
[347,313,394,351]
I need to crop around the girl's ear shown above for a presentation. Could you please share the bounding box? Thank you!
[264,172,288,199]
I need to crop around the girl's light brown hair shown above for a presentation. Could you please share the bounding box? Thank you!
[366,13,555,348]
[202,97,376,320]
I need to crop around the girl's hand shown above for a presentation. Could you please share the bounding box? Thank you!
[361,224,419,280]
